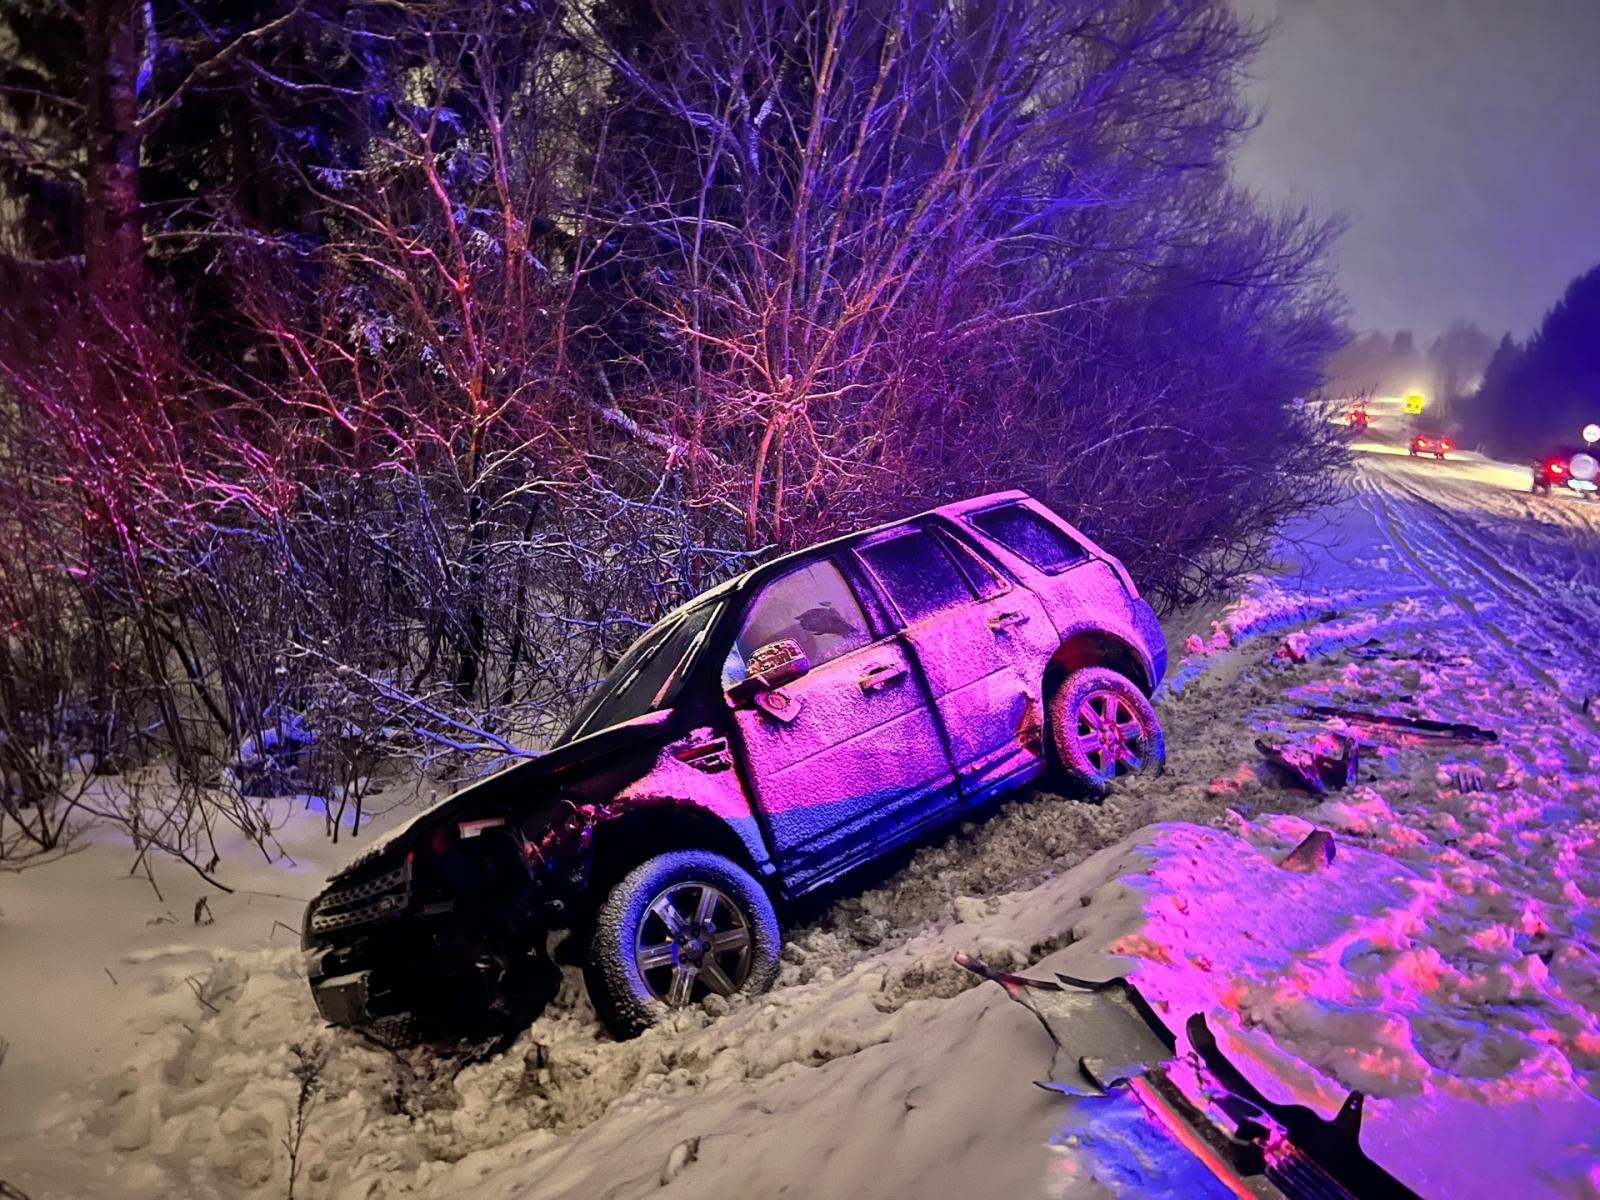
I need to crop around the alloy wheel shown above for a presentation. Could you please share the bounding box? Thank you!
[634,881,753,1007]
[1074,689,1147,779]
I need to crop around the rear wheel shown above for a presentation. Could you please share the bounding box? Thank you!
[585,849,780,1039]
[1048,666,1165,799]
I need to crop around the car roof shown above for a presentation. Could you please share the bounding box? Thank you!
[653,489,1033,623]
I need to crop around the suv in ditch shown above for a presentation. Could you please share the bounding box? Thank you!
[303,491,1168,1040]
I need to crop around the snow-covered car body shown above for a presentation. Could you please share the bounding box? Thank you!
[302,491,1166,1035]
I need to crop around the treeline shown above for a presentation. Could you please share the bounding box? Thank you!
[1459,264,1600,458]
[0,0,1346,868]
[1325,323,1497,417]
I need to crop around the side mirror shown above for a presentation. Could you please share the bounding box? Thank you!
[727,638,810,704]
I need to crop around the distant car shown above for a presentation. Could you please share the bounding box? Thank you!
[1409,433,1453,459]
[1532,448,1599,499]
[302,492,1168,1040]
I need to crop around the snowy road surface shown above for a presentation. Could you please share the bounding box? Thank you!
[2,438,1599,1199]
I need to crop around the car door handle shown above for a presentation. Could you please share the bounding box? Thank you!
[987,610,1029,631]
[858,663,908,691]
[673,737,733,772]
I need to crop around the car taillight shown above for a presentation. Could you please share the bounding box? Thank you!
[1551,461,1567,475]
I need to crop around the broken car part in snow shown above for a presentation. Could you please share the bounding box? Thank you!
[1294,705,1499,745]
[1255,734,1360,794]
[959,955,1422,1200]
[954,953,1173,1097]
[302,492,1170,1041]
[1343,638,1471,667]
[1279,829,1337,871]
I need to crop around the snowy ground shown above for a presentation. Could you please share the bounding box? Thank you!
[3,430,1599,1199]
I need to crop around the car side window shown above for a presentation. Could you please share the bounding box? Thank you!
[970,504,1088,573]
[857,529,976,625]
[725,559,873,686]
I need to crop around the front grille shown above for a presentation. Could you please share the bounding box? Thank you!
[310,858,411,936]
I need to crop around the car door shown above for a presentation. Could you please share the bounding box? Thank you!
[854,525,1056,800]
[724,556,955,883]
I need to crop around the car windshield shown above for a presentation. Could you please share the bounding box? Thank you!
[560,600,720,743]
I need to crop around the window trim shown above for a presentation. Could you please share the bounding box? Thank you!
[928,521,1014,599]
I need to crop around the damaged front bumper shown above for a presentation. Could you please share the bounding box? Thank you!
[302,844,562,1037]
[303,856,415,1027]
[308,969,379,1026]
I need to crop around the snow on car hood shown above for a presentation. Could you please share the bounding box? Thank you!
[330,710,675,878]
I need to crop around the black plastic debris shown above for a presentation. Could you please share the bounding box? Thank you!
[1344,638,1469,667]
[960,955,1424,1199]
[1295,704,1499,745]
[1280,829,1337,871]
[1256,734,1360,794]
[954,954,1175,1096]
[1186,1014,1423,1200]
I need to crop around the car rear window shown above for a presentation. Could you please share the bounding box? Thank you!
[970,504,1088,573]
[857,529,975,624]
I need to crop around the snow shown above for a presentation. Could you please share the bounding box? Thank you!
[4,438,1600,1198]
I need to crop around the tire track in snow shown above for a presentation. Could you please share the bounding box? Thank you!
[1377,465,1600,636]
[1356,469,1600,746]
[1371,464,1600,688]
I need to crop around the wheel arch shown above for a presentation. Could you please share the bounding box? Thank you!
[585,802,769,912]
[1043,629,1154,698]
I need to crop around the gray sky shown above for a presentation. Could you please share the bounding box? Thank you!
[1232,0,1600,341]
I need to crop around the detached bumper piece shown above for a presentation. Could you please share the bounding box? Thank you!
[958,956,1421,1200]
[311,970,376,1025]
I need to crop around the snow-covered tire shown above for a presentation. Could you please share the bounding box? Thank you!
[585,850,780,1039]
[1047,666,1165,799]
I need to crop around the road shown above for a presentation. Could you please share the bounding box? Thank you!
[1351,405,1600,719]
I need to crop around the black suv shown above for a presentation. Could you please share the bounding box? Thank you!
[303,492,1168,1039]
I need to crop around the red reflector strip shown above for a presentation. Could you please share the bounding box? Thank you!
[674,739,730,762]
[1126,1077,1257,1199]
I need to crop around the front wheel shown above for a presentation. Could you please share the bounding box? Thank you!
[1048,667,1165,799]
[586,850,780,1039]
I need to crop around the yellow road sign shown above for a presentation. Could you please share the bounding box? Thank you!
[1403,391,1426,414]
